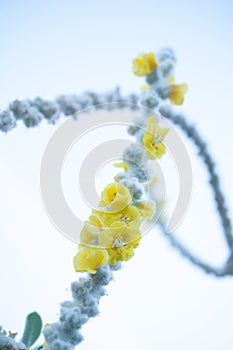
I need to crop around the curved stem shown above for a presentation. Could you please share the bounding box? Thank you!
[159,222,233,277]
[159,105,233,276]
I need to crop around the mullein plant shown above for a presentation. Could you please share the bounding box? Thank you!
[41,48,172,350]
[1,47,232,350]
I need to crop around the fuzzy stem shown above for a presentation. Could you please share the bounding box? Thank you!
[159,105,233,276]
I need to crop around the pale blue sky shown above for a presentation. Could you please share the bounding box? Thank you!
[1,1,233,349]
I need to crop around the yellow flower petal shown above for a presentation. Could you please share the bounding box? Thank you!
[147,115,156,133]
[133,52,158,77]
[80,210,104,245]
[143,116,169,160]
[80,226,98,245]
[98,222,128,248]
[73,246,108,274]
[137,200,156,220]
[119,205,140,224]
[114,162,129,172]
[146,52,158,71]
[133,58,151,76]
[89,213,103,227]
[98,228,116,248]
[98,205,141,248]
[99,183,132,211]
[168,83,188,105]
[107,244,135,265]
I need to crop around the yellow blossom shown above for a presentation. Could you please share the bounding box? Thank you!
[73,245,108,274]
[168,83,188,105]
[74,181,150,272]
[80,211,104,245]
[80,226,97,245]
[99,206,141,248]
[133,52,158,76]
[114,162,129,172]
[101,205,141,229]
[99,222,128,248]
[143,116,169,159]
[107,244,135,265]
[137,200,156,220]
[99,183,132,211]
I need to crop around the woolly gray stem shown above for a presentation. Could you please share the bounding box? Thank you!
[158,222,233,277]
[0,265,120,350]
[42,264,120,350]
[159,105,233,276]
[0,88,138,133]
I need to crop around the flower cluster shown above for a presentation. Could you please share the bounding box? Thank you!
[73,183,156,274]
[73,96,170,274]
[72,59,172,274]
[133,48,188,106]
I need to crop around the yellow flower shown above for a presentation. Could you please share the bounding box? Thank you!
[99,183,132,211]
[168,83,188,105]
[74,180,154,272]
[143,116,169,159]
[102,205,140,228]
[107,244,135,265]
[114,162,129,172]
[137,200,156,220]
[99,222,128,248]
[80,211,104,245]
[80,226,97,245]
[99,206,141,248]
[73,245,108,274]
[118,205,141,227]
[133,52,158,76]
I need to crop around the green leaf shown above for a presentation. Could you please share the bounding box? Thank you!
[21,311,43,348]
